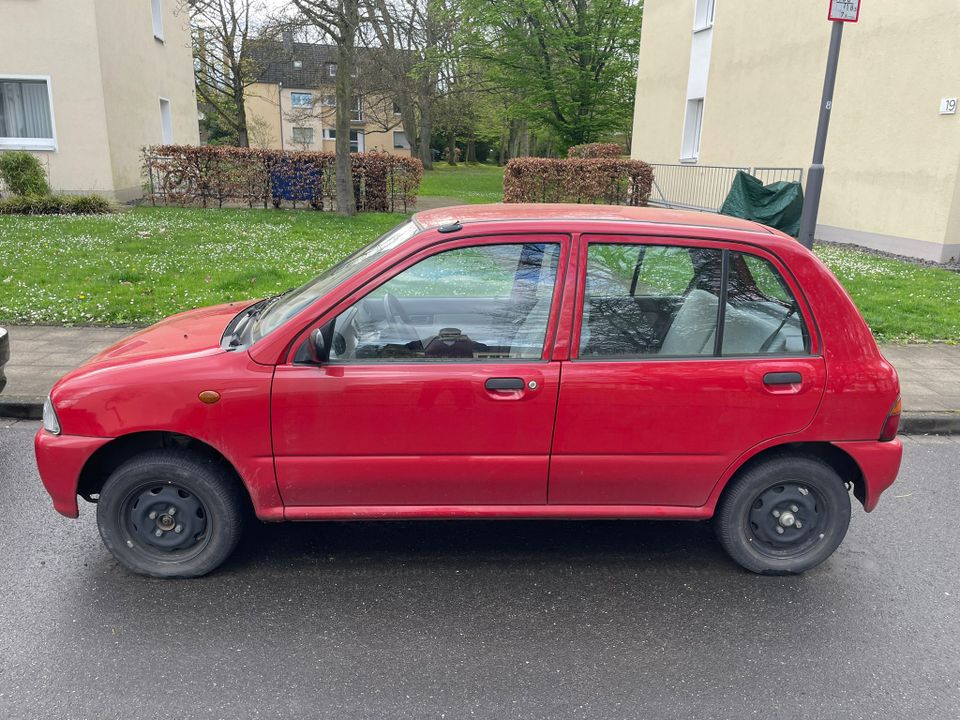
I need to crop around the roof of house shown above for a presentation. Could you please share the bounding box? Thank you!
[247,39,339,88]
[412,204,777,236]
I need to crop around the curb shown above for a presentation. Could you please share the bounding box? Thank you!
[3,396,959,435]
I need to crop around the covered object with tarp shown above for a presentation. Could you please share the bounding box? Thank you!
[720,171,804,237]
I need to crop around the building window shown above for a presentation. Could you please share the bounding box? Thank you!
[151,0,165,41]
[292,127,314,145]
[290,92,313,108]
[321,94,336,107]
[351,96,363,122]
[680,97,704,162]
[159,97,173,144]
[293,60,303,69]
[0,77,56,150]
[393,131,408,149]
[693,0,715,32]
[392,101,402,115]
[323,128,362,152]
[328,63,337,77]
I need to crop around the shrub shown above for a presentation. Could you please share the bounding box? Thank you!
[567,143,623,159]
[143,145,423,212]
[0,151,51,196]
[0,193,112,215]
[503,157,654,206]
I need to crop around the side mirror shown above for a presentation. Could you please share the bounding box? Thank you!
[306,327,326,363]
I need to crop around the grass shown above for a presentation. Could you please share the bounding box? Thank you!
[418,163,505,204]
[0,205,957,342]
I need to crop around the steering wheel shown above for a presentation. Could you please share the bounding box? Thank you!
[382,293,419,344]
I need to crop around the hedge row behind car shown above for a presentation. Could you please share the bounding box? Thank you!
[503,157,654,206]
[143,145,423,213]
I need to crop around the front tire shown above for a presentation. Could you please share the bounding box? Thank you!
[96,450,245,578]
[714,455,851,575]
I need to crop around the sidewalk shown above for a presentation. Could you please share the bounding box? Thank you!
[0,325,957,433]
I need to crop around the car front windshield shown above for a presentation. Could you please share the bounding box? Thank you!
[251,220,419,341]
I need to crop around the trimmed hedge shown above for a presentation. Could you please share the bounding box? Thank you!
[0,151,50,196]
[567,143,623,159]
[0,194,112,215]
[503,157,654,206]
[143,145,423,212]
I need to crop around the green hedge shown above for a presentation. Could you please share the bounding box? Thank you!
[0,194,112,215]
[0,151,50,196]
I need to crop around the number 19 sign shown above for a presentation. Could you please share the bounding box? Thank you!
[829,0,861,22]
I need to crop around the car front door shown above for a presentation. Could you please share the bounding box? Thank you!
[271,234,569,507]
[549,235,826,507]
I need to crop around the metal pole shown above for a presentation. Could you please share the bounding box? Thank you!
[798,20,844,249]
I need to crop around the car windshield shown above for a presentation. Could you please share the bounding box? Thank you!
[251,220,419,341]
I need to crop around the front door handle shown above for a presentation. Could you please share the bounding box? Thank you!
[763,371,802,386]
[485,377,524,391]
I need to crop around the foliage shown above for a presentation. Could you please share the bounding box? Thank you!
[0,151,51,196]
[0,194,111,215]
[0,206,403,325]
[462,0,643,151]
[419,163,505,203]
[568,143,623,159]
[143,145,423,213]
[503,157,653,205]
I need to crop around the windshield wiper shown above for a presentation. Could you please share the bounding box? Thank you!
[224,290,293,348]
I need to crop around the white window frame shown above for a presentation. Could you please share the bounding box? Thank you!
[324,128,363,152]
[292,126,314,145]
[393,131,408,149]
[693,0,716,32]
[680,97,704,163]
[151,0,165,42]
[159,96,173,144]
[0,75,58,152]
[290,92,313,109]
[328,63,337,78]
[322,128,335,141]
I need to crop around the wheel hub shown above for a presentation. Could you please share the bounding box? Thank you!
[748,483,821,549]
[127,485,206,552]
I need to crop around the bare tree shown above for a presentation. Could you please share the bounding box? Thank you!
[292,0,361,216]
[187,0,277,147]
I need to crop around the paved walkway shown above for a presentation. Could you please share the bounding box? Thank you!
[1,325,957,432]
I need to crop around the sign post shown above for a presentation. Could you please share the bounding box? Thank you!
[797,1,860,249]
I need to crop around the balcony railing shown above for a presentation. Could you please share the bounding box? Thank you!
[649,163,803,213]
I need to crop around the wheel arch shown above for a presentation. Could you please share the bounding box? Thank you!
[715,441,866,509]
[76,431,254,514]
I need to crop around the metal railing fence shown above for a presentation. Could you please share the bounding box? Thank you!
[649,163,803,213]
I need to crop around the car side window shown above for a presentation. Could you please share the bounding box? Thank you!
[580,244,723,358]
[326,243,561,362]
[722,252,810,355]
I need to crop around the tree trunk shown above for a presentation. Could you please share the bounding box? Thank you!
[334,0,358,217]
[498,129,507,166]
[418,98,433,170]
[518,120,530,157]
[446,131,457,166]
[234,80,250,148]
[466,138,476,164]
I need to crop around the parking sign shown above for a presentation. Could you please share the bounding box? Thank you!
[828,1,861,22]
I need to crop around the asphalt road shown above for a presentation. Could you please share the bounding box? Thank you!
[1,422,958,720]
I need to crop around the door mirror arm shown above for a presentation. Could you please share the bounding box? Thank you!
[295,326,329,365]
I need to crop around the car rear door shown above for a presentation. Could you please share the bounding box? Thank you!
[271,234,570,508]
[549,234,826,507]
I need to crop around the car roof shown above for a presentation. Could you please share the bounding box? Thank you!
[412,203,777,236]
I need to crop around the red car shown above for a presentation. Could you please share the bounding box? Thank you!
[35,205,902,578]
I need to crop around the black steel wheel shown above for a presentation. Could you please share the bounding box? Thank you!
[96,450,245,578]
[715,455,851,575]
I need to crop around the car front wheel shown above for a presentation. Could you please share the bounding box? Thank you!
[96,450,245,578]
[714,455,851,575]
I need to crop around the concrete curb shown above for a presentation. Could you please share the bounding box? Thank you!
[3,396,959,434]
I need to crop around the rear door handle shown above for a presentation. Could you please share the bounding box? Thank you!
[485,377,524,391]
[763,371,802,386]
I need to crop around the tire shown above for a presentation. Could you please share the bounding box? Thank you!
[714,455,851,575]
[96,450,245,578]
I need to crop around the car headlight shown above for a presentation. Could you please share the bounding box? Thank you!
[42,396,61,435]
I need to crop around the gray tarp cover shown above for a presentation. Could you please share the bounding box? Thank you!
[720,171,804,237]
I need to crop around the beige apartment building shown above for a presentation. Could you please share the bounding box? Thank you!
[0,0,199,201]
[243,39,411,157]
[632,0,960,262]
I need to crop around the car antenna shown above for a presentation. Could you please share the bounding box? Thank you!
[437,220,462,234]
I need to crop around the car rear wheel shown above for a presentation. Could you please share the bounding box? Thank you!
[714,455,851,575]
[96,451,245,578]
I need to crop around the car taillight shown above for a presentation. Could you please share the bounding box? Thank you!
[879,396,901,442]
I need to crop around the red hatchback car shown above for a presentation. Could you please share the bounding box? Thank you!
[35,205,902,577]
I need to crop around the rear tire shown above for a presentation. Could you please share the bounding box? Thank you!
[714,455,851,575]
[96,450,245,578]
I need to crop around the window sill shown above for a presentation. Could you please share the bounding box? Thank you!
[679,157,698,164]
[153,34,165,43]
[692,22,714,34]
[0,139,56,152]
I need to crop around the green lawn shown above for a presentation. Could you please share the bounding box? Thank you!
[418,163,505,204]
[0,205,957,342]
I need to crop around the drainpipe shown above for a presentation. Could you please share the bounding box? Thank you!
[278,82,284,150]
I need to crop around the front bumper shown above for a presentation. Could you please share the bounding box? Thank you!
[832,438,903,512]
[34,430,111,518]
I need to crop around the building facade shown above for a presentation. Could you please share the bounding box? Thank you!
[243,40,411,157]
[0,0,199,201]
[631,0,960,262]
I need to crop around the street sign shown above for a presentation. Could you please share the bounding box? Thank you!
[828,1,860,22]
